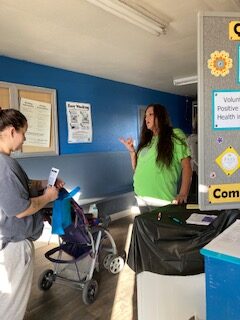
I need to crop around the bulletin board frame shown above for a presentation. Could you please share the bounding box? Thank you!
[0,81,58,157]
[198,12,240,211]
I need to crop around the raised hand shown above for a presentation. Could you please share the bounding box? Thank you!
[119,137,135,152]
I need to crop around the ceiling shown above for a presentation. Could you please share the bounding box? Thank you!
[0,0,239,98]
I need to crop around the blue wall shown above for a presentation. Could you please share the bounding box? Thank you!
[0,56,191,198]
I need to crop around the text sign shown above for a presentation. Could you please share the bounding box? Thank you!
[229,21,240,40]
[209,183,240,203]
[213,90,240,130]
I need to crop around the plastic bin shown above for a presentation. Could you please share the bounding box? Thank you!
[201,254,240,320]
[201,220,240,320]
[137,271,206,320]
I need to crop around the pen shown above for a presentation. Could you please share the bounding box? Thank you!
[168,215,183,224]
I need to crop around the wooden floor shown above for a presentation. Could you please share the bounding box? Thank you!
[24,214,137,320]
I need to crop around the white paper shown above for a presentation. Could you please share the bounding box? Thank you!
[48,167,59,187]
[66,102,92,143]
[203,220,240,258]
[186,213,217,225]
[20,98,51,147]
[213,91,240,129]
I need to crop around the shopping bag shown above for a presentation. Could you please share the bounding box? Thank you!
[51,187,80,235]
[61,201,90,244]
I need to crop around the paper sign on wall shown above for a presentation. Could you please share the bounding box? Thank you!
[213,90,240,130]
[66,102,92,143]
[20,98,51,147]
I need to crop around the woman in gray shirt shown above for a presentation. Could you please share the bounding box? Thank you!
[0,108,64,320]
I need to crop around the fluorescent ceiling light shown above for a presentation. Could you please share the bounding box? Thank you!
[173,75,198,86]
[85,0,168,36]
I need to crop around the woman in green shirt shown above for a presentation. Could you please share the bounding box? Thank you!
[120,104,192,211]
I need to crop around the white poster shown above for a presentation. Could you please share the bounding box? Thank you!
[213,90,240,129]
[20,98,51,147]
[66,102,92,143]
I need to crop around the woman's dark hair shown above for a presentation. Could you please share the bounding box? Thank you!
[137,104,184,167]
[0,108,27,132]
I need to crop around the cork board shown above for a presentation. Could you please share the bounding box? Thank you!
[0,86,10,109]
[0,81,58,157]
[198,12,240,210]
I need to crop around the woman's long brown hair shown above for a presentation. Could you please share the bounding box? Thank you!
[0,108,27,132]
[137,104,184,167]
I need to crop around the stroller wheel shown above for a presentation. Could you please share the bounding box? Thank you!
[103,253,115,270]
[108,256,125,274]
[82,279,98,305]
[38,269,54,291]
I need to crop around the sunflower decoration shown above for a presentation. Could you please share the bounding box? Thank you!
[207,50,233,77]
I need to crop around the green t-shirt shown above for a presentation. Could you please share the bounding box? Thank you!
[133,128,191,202]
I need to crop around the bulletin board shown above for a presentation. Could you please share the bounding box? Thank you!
[0,81,58,157]
[198,12,240,210]
[0,86,10,109]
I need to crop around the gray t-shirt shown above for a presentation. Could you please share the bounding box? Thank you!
[0,153,43,246]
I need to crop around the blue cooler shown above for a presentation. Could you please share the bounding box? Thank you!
[201,220,240,320]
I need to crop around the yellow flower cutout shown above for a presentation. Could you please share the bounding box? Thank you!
[208,50,233,77]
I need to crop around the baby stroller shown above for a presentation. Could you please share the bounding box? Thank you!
[38,188,125,305]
